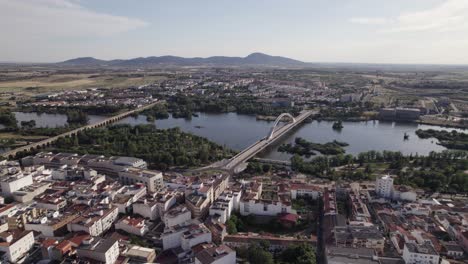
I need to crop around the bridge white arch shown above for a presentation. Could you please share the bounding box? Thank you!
[267,113,296,139]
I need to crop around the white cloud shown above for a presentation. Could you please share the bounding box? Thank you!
[385,0,468,33]
[351,0,468,34]
[350,17,389,25]
[0,0,148,39]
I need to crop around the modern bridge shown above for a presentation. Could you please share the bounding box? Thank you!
[1,101,163,159]
[221,110,316,172]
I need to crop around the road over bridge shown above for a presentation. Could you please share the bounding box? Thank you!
[222,110,316,173]
[1,101,163,159]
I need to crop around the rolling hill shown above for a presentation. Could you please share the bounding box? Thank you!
[60,52,305,67]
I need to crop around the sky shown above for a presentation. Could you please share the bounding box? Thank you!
[1,0,468,64]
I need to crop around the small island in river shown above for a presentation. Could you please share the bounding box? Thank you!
[278,137,349,156]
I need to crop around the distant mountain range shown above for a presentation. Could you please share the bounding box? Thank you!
[59,52,305,67]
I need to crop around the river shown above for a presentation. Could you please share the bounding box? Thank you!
[14,112,107,128]
[11,111,465,160]
[115,112,461,159]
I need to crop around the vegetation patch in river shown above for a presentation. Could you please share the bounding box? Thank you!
[52,124,234,170]
[332,120,343,131]
[0,109,18,129]
[416,129,468,151]
[278,137,348,156]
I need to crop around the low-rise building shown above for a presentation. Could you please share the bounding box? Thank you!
[164,205,191,228]
[115,216,149,236]
[125,245,156,263]
[161,220,211,251]
[68,205,119,237]
[113,156,147,169]
[194,244,236,264]
[0,230,35,263]
[34,191,68,211]
[111,184,147,214]
[209,191,238,224]
[334,225,385,253]
[443,242,464,259]
[181,224,212,251]
[76,237,119,264]
[325,246,380,264]
[186,193,211,219]
[290,183,322,199]
[0,169,33,197]
[118,168,163,193]
[13,182,51,203]
[133,196,160,220]
[240,198,295,216]
[133,191,178,220]
[379,108,421,121]
[25,211,78,237]
[402,242,439,264]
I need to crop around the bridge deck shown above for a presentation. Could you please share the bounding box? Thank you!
[223,110,315,170]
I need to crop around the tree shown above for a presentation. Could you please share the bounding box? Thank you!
[226,219,237,234]
[364,163,372,174]
[258,240,270,251]
[279,243,316,264]
[247,244,274,264]
[262,164,272,173]
[20,120,36,129]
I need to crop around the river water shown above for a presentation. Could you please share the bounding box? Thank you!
[11,111,465,160]
[14,112,107,128]
[116,112,461,159]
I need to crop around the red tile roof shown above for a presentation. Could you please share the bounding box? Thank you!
[278,213,299,223]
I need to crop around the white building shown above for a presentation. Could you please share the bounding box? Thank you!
[181,226,212,251]
[24,211,77,237]
[133,191,178,220]
[164,205,191,228]
[13,182,51,203]
[402,242,439,264]
[340,93,361,103]
[68,206,119,236]
[118,168,163,193]
[401,204,431,216]
[113,156,147,168]
[240,199,295,216]
[162,224,188,250]
[290,183,322,199]
[133,198,159,220]
[209,191,238,224]
[0,230,35,263]
[115,216,149,236]
[161,221,211,251]
[125,245,156,263]
[392,186,417,202]
[76,238,119,264]
[0,171,33,197]
[375,175,394,199]
[111,185,147,214]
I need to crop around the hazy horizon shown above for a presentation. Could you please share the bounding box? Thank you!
[2,0,468,65]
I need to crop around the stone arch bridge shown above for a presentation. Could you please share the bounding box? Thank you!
[1,101,162,160]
